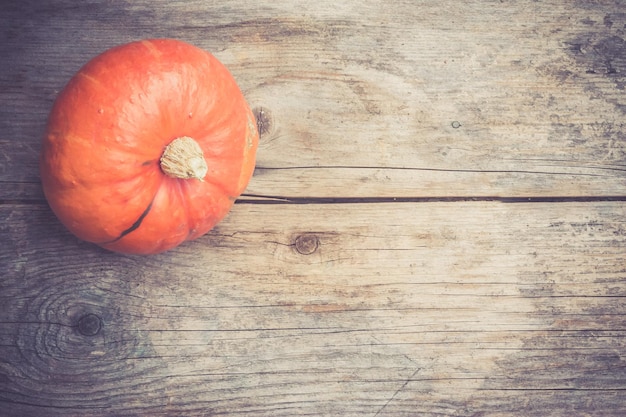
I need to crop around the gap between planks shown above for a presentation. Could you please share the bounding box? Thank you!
[237,194,626,204]
[2,195,626,207]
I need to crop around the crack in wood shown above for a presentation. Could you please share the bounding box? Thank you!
[2,195,626,207]
[373,367,422,417]
[238,195,626,204]
[254,165,611,177]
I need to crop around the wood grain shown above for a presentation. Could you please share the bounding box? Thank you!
[1,0,625,200]
[1,0,626,416]
[1,202,625,416]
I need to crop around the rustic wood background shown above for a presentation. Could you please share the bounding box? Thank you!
[1,1,625,415]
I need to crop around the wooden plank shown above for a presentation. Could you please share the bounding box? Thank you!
[1,0,626,200]
[2,1,625,417]
[1,201,625,416]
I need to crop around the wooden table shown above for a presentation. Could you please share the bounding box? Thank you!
[2,1,625,415]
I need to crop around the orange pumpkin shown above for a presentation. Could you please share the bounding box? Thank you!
[40,39,258,254]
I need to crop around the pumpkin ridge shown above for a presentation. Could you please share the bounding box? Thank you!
[100,198,154,245]
[173,177,197,240]
[77,71,104,88]
[140,39,164,59]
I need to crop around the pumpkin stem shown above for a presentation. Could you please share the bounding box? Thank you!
[160,136,208,181]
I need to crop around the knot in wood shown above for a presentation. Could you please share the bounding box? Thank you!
[77,313,102,336]
[294,234,319,255]
[253,106,273,138]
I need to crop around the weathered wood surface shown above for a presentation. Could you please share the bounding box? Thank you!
[1,0,626,416]
[2,202,626,416]
[2,0,626,200]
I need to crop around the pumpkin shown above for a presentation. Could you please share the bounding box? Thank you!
[40,39,258,254]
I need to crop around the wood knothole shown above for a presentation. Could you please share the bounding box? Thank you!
[294,234,319,255]
[77,313,102,336]
[252,106,273,138]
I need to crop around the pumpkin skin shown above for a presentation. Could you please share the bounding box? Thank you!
[40,39,258,254]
